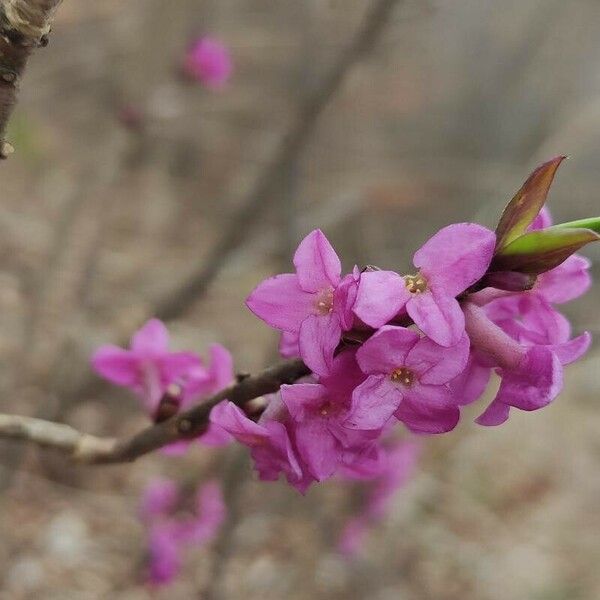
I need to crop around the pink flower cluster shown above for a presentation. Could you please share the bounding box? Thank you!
[139,478,226,586]
[219,206,591,490]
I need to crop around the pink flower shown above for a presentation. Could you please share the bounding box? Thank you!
[463,302,563,426]
[140,479,226,587]
[347,326,469,433]
[91,319,201,413]
[209,401,313,493]
[280,351,370,481]
[246,230,358,375]
[183,36,233,89]
[354,224,496,346]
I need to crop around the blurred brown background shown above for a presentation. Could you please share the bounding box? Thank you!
[0,0,599,598]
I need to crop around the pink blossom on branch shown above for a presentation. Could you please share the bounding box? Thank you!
[91,319,201,413]
[354,224,496,346]
[246,229,358,376]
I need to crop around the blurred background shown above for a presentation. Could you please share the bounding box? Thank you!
[0,0,599,598]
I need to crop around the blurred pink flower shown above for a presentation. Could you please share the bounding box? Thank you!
[183,36,233,89]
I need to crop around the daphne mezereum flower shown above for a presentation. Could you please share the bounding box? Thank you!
[246,229,358,376]
[354,224,496,346]
[92,319,201,413]
[347,326,469,433]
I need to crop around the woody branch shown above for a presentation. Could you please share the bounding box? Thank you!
[0,0,63,158]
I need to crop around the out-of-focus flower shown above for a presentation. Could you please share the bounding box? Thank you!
[92,319,201,413]
[140,478,226,587]
[183,36,233,89]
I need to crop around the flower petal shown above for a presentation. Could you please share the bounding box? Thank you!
[535,254,591,304]
[207,344,234,389]
[131,319,170,355]
[475,398,511,426]
[298,313,341,376]
[356,325,419,375]
[346,375,402,430]
[413,223,496,297]
[295,420,339,481]
[160,352,203,385]
[407,289,465,347]
[394,399,460,434]
[549,331,591,365]
[246,274,314,332]
[353,270,410,328]
[293,229,341,292]
[91,346,139,386]
[280,383,329,422]
[406,333,470,384]
[496,346,563,412]
[405,383,454,408]
[448,355,491,406]
[209,401,269,445]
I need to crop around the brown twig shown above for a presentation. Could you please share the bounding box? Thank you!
[0,358,310,464]
[0,0,63,158]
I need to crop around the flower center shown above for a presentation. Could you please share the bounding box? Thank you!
[315,287,334,315]
[404,273,428,294]
[390,367,416,387]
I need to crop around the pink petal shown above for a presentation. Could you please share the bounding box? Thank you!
[246,274,314,332]
[139,478,179,521]
[407,289,465,347]
[346,375,402,430]
[280,383,329,422]
[496,346,563,412]
[131,319,170,355]
[535,254,591,304]
[394,399,460,434]
[199,420,234,447]
[206,344,234,390]
[160,352,203,384]
[449,356,491,406]
[209,401,268,445]
[298,313,341,376]
[279,331,300,358]
[475,398,511,426]
[355,325,420,375]
[405,383,454,408]
[549,331,591,365]
[334,271,360,331]
[91,346,139,386]
[406,333,470,384]
[413,223,496,297]
[295,420,339,481]
[528,206,553,230]
[353,270,410,328]
[293,229,341,292]
[319,349,366,399]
